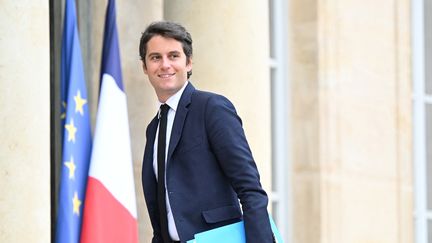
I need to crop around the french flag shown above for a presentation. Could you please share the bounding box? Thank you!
[80,0,138,242]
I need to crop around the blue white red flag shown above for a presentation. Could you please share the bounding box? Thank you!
[80,0,138,242]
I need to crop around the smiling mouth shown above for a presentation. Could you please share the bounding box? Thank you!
[158,73,175,78]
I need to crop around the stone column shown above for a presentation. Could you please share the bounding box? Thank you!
[0,1,50,242]
[164,0,272,194]
[291,0,413,242]
[290,0,321,242]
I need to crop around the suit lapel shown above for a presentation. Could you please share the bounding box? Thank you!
[144,116,158,178]
[147,116,158,150]
[167,82,194,163]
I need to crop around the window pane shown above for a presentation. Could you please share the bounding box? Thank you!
[269,0,275,58]
[272,201,278,223]
[270,68,277,191]
[425,0,432,94]
[427,104,432,210]
[429,219,432,242]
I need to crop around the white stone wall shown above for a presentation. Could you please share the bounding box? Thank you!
[0,1,51,242]
[291,0,414,242]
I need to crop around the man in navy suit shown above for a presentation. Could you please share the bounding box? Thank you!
[140,21,274,243]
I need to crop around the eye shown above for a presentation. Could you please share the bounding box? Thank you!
[149,55,161,61]
[169,53,180,59]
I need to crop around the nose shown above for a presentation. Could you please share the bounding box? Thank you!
[161,56,170,69]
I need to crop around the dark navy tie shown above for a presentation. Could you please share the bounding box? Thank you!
[157,104,170,242]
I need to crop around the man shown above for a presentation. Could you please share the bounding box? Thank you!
[140,21,274,243]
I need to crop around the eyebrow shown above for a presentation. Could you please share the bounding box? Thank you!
[147,52,161,58]
[168,50,181,54]
[147,50,182,57]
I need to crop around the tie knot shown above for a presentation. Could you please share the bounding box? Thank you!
[159,104,170,118]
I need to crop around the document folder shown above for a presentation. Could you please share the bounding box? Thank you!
[186,215,283,243]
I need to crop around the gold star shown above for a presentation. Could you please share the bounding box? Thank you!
[72,191,82,216]
[65,119,77,143]
[74,90,87,116]
[64,156,76,180]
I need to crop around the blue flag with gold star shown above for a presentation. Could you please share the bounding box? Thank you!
[55,0,92,242]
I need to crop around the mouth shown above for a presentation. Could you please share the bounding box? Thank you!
[158,73,175,79]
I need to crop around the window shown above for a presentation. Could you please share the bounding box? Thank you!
[269,0,291,242]
[413,0,432,242]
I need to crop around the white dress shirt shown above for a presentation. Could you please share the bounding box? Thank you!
[153,81,188,241]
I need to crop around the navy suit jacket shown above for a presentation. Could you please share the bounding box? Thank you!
[142,83,273,242]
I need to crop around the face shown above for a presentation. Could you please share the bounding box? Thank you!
[143,35,192,103]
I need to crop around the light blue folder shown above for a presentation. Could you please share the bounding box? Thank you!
[186,215,283,243]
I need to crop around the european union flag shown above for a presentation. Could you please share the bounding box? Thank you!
[55,0,92,242]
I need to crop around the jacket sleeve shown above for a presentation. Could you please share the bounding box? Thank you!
[204,95,274,243]
[151,235,162,243]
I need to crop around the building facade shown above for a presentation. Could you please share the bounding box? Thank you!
[1,0,425,242]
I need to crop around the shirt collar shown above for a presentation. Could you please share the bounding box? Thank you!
[158,81,189,112]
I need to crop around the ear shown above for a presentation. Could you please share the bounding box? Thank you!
[186,57,193,71]
[142,62,148,74]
